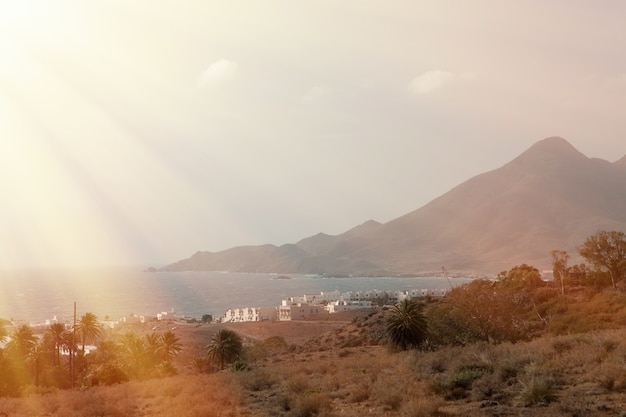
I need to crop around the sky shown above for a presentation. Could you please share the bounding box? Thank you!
[1,1,626,269]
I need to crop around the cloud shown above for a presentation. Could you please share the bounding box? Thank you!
[197,59,239,88]
[408,70,474,94]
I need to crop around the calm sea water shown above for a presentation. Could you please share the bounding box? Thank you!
[0,268,472,323]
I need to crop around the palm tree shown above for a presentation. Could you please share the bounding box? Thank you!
[6,325,38,360]
[386,299,428,351]
[45,323,67,366]
[92,339,119,364]
[158,331,182,363]
[77,312,102,352]
[207,328,242,370]
[61,328,78,386]
[26,342,47,386]
[118,332,146,377]
[144,332,161,366]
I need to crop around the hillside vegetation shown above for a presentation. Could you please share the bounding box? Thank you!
[3,291,626,416]
[3,231,626,416]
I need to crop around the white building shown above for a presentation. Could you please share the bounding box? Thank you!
[220,286,451,322]
[326,300,372,314]
[278,303,327,321]
[222,307,278,323]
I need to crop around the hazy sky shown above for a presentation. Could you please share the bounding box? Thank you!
[1,1,626,268]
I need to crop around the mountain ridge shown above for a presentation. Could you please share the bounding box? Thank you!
[163,137,626,275]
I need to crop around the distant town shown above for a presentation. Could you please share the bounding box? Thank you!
[220,287,450,323]
[6,287,452,333]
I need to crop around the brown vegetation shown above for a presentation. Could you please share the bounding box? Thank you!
[3,231,626,416]
[3,291,626,416]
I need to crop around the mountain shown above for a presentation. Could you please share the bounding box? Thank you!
[163,137,626,275]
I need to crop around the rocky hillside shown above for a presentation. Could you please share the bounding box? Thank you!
[163,137,626,275]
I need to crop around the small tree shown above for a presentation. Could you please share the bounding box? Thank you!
[568,263,588,286]
[579,230,626,290]
[551,250,570,295]
[386,299,428,351]
[497,264,544,290]
[207,329,243,370]
[445,279,541,343]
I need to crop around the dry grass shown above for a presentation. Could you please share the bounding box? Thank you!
[226,309,626,416]
[4,307,626,416]
[0,374,243,417]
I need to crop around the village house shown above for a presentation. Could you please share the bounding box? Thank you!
[222,307,278,323]
[218,286,451,323]
[326,299,372,313]
[278,303,327,321]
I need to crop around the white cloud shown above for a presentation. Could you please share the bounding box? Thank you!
[197,59,239,88]
[408,70,474,94]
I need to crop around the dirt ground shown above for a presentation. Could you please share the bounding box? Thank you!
[154,309,373,370]
[173,309,369,345]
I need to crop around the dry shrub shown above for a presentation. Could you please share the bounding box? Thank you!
[401,395,447,417]
[548,291,626,335]
[161,380,184,397]
[470,372,503,402]
[337,349,351,358]
[317,361,332,375]
[518,371,557,406]
[238,368,276,392]
[370,379,405,411]
[286,374,310,394]
[408,351,447,378]
[248,336,290,361]
[321,373,342,392]
[292,392,331,417]
[596,362,626,392]
[341,335,365,348]
[496,357,530,383]
[348,383,370,403]
[426,359,492,400]
[552,339,574,354]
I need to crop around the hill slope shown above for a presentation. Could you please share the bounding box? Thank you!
[163,137,626,275]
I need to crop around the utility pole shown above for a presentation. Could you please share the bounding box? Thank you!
[441,266,453,290]
[71,301,76,389]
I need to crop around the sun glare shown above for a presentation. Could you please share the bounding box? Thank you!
[0,1,31,29]
[0,1,41,83]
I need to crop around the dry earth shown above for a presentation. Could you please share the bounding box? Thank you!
[167,308,626,417]
[4,308,626,416]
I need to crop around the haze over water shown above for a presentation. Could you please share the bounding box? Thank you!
[0,269,471,323]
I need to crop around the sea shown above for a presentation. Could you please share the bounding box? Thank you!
[0,268,473,324]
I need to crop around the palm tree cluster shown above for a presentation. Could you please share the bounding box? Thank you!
[0,313,182,396]
[114,330,182,380]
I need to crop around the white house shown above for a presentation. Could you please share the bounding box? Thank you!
[326,300,372,314]
[222,307,278,323]
[278,303,327,321]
